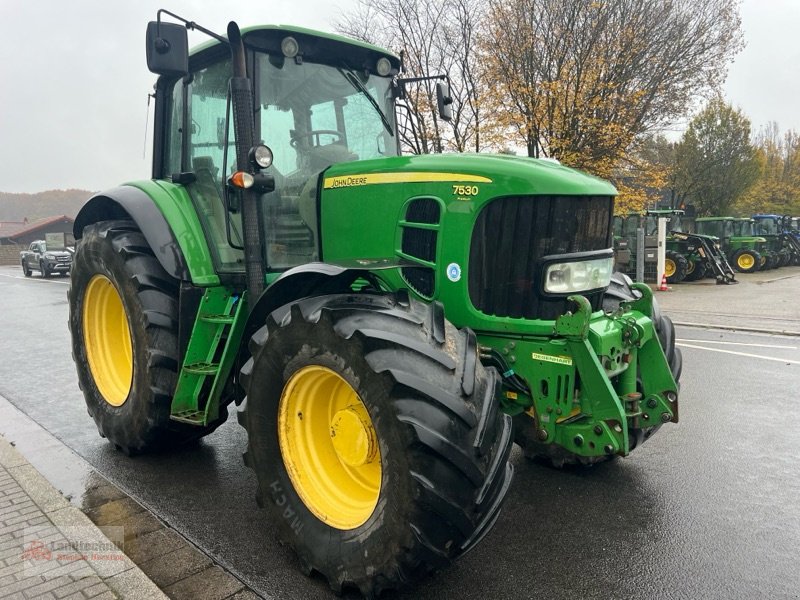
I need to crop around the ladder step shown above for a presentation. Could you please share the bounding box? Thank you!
[171,410,207,425]
[200,314,235,324]
[183,362,220,375]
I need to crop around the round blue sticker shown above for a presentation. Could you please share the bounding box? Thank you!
[446,263,461,282]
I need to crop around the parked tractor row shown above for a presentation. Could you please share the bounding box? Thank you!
[614,211,800,285]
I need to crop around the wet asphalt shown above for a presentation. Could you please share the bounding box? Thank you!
[0,265,798,600]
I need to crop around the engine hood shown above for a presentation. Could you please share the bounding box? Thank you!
[323,153,617,197]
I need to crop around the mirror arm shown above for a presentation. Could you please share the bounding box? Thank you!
[156,9,227,44]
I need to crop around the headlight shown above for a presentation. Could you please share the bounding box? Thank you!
[44,253,56,259]
[544,257,613,294]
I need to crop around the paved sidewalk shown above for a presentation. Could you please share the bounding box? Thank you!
[654,266,800,335]
[0,435,166,600]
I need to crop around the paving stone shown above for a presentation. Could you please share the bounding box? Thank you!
[138,544,212,588]
[85,497,147,527]
[162,565,244,600]
[51,574,103,598]
[121,527,187,564]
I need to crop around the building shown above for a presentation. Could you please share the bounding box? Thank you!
[0,216,75,265]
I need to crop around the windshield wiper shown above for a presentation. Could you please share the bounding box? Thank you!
[339,67,394,136]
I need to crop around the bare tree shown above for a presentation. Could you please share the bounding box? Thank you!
[338,0,486,154]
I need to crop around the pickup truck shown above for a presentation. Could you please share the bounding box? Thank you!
[20,240,72,278]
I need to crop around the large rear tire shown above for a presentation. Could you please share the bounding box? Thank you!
[731,249,760,273]
[664,251,688,283]
[69,219,227,455]
[238,293,514,597]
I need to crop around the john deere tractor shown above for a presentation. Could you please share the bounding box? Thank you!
[694,217,768,273]
[68,14,680,597]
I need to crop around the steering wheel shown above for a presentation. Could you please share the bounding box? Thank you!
[290,130,344,148]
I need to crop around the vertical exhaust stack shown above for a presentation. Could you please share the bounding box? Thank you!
[227,22,265,301]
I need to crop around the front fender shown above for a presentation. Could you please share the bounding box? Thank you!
[243,263,374,342]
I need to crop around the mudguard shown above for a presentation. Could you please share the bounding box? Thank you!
[74,186,190,281]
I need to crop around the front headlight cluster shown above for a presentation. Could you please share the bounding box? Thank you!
[544,257,613,294]
[44,253,56,260]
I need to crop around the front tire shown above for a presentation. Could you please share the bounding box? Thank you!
[21,260,31,277]
[239,293,514,596]
[69,219,225,454]
[684,257,707,281]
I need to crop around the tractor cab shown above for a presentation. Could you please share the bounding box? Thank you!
[150,24,401,275]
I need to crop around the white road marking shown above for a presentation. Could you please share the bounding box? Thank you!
[0,273,70,284]
[676,339,797,350]
[677,342,800,365]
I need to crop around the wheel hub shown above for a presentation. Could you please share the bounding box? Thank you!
[278,365,381,529]
[738,253,754,269]
[330,407,378,467]
[82,275,132,407]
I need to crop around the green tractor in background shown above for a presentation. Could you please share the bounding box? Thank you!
[67,13,681,596]
[693,217,768,273]
[613,209,736,283]
[752,214,793,268]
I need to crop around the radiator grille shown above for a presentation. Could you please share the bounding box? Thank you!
[468,195,613,320]
[400,198,440,297]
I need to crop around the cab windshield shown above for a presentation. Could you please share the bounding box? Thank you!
[732,220,754,237]
[755,218,779,235]
[257,56,397,269]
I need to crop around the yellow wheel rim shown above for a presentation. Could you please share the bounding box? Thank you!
[738,253,755,270]
[665,259,676,277]
[278,365,381,530]
[82,275,133,407]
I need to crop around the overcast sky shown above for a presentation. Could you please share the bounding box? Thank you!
[0,0,796,194]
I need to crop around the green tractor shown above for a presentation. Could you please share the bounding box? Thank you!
[68,14,681,596]
[752,214,793,268]
[693,217,768,273]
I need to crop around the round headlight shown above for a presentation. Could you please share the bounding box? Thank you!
[281,36,299,58]
[251,144,273,169]
[376,57,392,76]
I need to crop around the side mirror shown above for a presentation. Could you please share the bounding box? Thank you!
[146,21,188,76]
[436,81,452,122]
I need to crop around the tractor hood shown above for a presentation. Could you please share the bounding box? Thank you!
[322,154,618,198]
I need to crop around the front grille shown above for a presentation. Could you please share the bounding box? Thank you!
[468,195,613,320]
[400,198,441,298]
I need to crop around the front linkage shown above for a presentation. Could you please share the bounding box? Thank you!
[483,284,678,465]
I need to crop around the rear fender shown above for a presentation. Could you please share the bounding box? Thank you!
[73,181,219,286]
